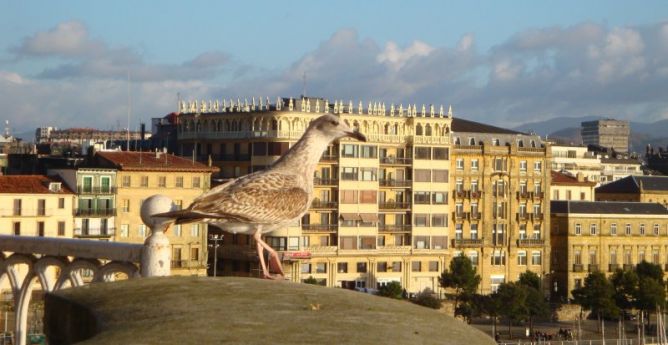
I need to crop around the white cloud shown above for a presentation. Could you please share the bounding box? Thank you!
[15,21,105,57]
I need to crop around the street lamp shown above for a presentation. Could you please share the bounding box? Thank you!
[209,234,223,277]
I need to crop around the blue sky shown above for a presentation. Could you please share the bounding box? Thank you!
[1,1,668,134]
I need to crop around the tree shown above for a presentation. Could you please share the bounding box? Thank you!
[495,282,528,339]
[572,271,619,332]
[411,289,442,309]
[516,273,551,335]
[634,262,665,335]
[610,269,638,313]
[475,293,501,338]
[440,255,481,322]
[377,281,403,299]
[303,276,319,285]
[518,270,541,290]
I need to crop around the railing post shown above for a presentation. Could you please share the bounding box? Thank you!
[140,195,174,277]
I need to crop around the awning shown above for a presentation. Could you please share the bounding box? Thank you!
[340,213,360,221]
[359,213,378,222]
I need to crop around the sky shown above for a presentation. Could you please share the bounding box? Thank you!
[1,1,668,136]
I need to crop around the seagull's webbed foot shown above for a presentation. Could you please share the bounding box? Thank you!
[254,229,286,280]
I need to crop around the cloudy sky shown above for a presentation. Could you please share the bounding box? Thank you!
[1,1,668,135]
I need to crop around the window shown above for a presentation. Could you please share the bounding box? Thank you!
[532,251,542,265]
[82,176,93,193]
[191,248,200,261]
[288,237,299,251]
[468,251,479,266]
[491,251,505,265]
[122,199,130,212]
[13,199,21,216]
[575,223,581,235]
[455,224,463,240]
[414,192,430,204]
[37,221,45,236]
[494,158,507,172]
[377,262,388,272]
[414,236,429,249]
[13,222,20,235]
[192,177,201,188]
[359,191,377,204]
[610,249,617,265]
[433,148,449,160]
[340,236,357,250]
[341,167,358,180]
[120,224,129,238]
[471,159,479,170]
[611,223,617,235]
[138,224,146,237]
[519,160,527,171]
[158,176,167,187]
[174,225,182,237]
[37,199,46,216]
[414,215,429,227]
[301,263,311,274]
[590,223,597,235]
[360,236,376,249]
[191,224,200,237]
[456,158,464,170]
[625,224,632,235]
[360,168,377,181]
[518,251,527,265]
[122,176,131,187]
[470,224,479,239]
[415,147,431,159]
[340,190,358,204]
[431,214,447,227]
[391,261,402,272]
[316,263,327,274]
[433,170,448,182]
[654,224,660,236]
[432,236,448,249]
[640,224,646,235]
[414,169,431,182]
[533,224,541,239]
[342,144,358,158]
[175,177,184,188]
[58,198,65,209]
[534,161,542,171]
[519,224,527,239]
[357,262,367,273]
[412,261,422,272]
[140,176,149,187]
[337,262,348,273]
[360,145,377,158]
[428,261,439,272]
[58,221,65,236]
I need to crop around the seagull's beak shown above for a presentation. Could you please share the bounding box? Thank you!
[346,130,367,142]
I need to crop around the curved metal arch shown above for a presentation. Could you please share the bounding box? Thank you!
[34,256,69,292]
[55,258,102,289]
[99,261,140,282]
[5,254,36,296]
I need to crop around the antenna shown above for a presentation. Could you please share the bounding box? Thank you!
[302,71,306,97]
[126,71,131,151]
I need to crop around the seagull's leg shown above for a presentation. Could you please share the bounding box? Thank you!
[253,229,272,279]
[256,240,285,278]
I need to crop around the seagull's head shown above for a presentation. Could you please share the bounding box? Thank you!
[310,114,367,142]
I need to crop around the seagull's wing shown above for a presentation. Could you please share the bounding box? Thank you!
[189,171,310,224]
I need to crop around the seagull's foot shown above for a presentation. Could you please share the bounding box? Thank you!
[262,273,285,280]
[268,254,285,277]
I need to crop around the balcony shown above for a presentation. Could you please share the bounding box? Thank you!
[310,200,338,209]
[74,227,115,238]
[314,178,338,186]
[453,190,467,199]
[516,191,532,200]
[379,179,412,187]
[379,157,413,165]
[454,212,466,221]
[573,264,584,272]
[609,264,620,272]
[452,238,484,248]
[533,192,544,199]
[378,224,412,233]
[516,213,531,222]
[588,264,600,272]
[301,224,338,232]
[379,202,411,210]
[532,213,544,221]
[468,212,482,221]
[320,154,339,163]
[492,191,507,198]
[77,186,117,195]
[468,190,482,199]
[517,238,544,247]
[74,208,117,217]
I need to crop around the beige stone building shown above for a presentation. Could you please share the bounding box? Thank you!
[93,151,218,276]
[451,119,551,293]
[550,145,601,184]
[596,175,668,207]
[551,200,668,300]
[178,97,452,293]
[550,170,596,202]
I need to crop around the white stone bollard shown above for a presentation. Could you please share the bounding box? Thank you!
[140,195,175,277]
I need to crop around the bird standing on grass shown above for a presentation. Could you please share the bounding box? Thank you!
[154,114,366,279]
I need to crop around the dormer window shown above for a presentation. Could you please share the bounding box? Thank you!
[493,138,500,146]
[454,137,461,145]
[48,182,62,193]
[469,138,476,145]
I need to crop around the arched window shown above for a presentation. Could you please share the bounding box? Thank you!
[384,123,390,135]
[425,124,432,136]
[469,137,476,145]
[530,140,536,148]
[454,137,461,145]
[416,124,423,136]
[518,140,524,148]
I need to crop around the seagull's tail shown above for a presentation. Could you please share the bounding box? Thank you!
[152,210,213,225]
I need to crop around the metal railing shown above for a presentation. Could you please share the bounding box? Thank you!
[74,208,117,217]
[379,179,412,187]
[310,200,338,209]
[517,238,544,246]
[379,157,413,165]
[74,227,115,237]
[452,238,484,247]
[77,186,117,194]
[378,224,412,232]
[301,224,338,232]
[314,178,339,186]
[378,202,411,209]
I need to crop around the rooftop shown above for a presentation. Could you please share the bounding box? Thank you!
[0,175,73,194]
[551,170,596,186]
[451,117,524,135]
[596,175,668,194]
[551,200,668,215]
[95,151,219,173]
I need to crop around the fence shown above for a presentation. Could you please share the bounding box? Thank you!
[499,337,659,345]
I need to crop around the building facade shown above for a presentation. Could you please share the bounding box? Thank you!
[550,170,596,202]
[94,151,218,276]
[595,175,668,207]
[550,145,601,184]
[551,200,668,300]
[451,119,551,294]
[581,119,630,153]
[599,158,643,184]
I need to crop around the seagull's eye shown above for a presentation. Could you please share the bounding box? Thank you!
[330,120,338,126]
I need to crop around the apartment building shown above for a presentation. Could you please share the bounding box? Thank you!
[550,170,596,202]
[93,151,219,276]
[550,145,601,184]
[551,200,668,300]
[451,119,551,293]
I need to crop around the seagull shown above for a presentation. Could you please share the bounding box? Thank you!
[154,114,367,279]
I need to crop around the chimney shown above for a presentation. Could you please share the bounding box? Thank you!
[576,172,585,182]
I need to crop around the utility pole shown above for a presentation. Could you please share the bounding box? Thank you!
[209,234,223,276]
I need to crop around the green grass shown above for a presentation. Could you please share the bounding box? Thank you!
[55,276,495,345]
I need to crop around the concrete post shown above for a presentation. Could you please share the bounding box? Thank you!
[140,195,175,277]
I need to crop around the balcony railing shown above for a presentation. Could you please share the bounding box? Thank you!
[453,190,466,199]
[77,186,117,194]
[533,192,544,199]
[310,200,338,209]
[573,264,584,272]
[516,191,532,200]
[532,213,544,221]
[469,212,482,221]
[588,264,600,272]
[379,157,413,165]
[454,212,466,220]
[517,238,544,247]
[320,154,339,162]
[468,190,482,199]
[378,202,411,210]
[379,179,412,187]
[516,213,531,221]
[314,178,338,186]
[74,208,117,217]
[171,260,203,269]
[609,264,620,272]
[74,227,115,238]
[378,224,412,232]
[301,224,338,232]
[452,238,484,248]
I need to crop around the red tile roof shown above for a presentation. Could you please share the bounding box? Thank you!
[0,175,74,194]
[96,151,219,173]
[551,170,596,186]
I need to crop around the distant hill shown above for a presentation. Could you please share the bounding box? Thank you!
[513,116,668,153]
